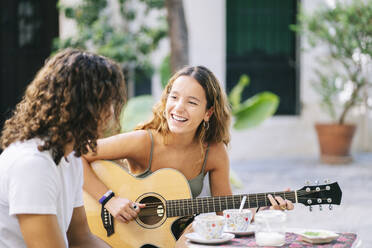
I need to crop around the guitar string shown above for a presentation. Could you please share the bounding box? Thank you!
[139,199,332,217]
[140,196,322,206]
[136,192,332,217]
[142,198,326,210]
[141,189,324,206]
[138,196,332,217]
[137,189,328,209]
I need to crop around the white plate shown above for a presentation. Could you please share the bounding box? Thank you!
[185,232,235,244]
[224,224,255,236]
[291,229,339,244]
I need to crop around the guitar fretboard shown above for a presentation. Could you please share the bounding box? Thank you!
[166,191,296,217]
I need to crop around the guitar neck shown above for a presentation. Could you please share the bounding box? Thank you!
[166,191,297,217]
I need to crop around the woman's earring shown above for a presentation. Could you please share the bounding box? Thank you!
[163,111,167,118]
[203,120,209,130]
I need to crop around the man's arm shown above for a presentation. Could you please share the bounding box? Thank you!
[67,206,110,248]
[17,214,66,248]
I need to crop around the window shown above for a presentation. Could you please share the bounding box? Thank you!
[0,0,58,135]
[226,0,299,115]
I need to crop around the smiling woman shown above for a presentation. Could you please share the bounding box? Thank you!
[82,66,293,247]
[82,66,232,245]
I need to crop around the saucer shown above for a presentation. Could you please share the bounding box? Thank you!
[291,229,339,244]
[224,224,255,236]
[185,232,235,244]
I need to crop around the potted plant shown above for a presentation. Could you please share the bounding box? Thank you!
[292,0,372,164]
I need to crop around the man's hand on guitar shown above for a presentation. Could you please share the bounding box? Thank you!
[105,197,145,223]
[267,188,294,211]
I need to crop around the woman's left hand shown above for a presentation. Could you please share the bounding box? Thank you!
[267,188,294,211]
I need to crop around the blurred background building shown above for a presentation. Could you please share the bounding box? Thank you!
[1,0,371,160]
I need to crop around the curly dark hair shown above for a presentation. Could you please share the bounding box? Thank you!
[0,48,126,164]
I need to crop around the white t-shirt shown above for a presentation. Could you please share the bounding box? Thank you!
[0,138,84,247]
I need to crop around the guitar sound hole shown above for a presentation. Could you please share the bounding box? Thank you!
[138,196,164,225]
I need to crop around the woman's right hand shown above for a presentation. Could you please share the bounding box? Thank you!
[104,197,145,223]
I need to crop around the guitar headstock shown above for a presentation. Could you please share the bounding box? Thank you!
[297,182,342,210]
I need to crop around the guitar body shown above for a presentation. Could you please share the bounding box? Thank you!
[83,160,191,248]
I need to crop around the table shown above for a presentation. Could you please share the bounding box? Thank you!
[184,232,357,248]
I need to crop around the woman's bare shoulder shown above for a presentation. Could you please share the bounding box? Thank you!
[208,142,227,153]
[206,142,229,169]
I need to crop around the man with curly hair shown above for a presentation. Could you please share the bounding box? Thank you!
[0,48,127,247]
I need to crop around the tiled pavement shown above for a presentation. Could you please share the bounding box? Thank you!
[229,153,372,247]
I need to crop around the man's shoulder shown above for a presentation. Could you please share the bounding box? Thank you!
[0,138,55,172]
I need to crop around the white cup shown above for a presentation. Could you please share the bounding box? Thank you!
[192,214,226,240]
[223,209,253,232]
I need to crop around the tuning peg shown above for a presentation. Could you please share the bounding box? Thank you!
[319,205,322,211]
[309,206,313,212]
[329,204,333,210]
[324,179,330,184]
[305,180,310,185]
[315,180,319,185]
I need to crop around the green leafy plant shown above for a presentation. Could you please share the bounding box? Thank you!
[228,75,279,130]
[160,55,171,89]
[120,95,155,132]
[291,0,372,124]
[54,0,167,79]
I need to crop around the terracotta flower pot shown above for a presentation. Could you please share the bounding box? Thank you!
[314,123,356,164]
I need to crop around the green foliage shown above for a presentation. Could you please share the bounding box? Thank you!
[54,0,167,79]
[160,55,171,88]
[291,0,372,124]
[311,69,338,121]
[138,0,164,9]
[232,92,279,130]
[228,75,279,130]
[229,74,250,110]
[120,95,155,132]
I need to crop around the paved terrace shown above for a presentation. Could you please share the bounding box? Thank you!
[230,153,372,247]
[201,153,372,246]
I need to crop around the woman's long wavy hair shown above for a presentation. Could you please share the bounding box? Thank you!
[0,48,126,164]
[137,66,231,151]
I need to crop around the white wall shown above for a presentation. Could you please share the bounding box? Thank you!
[183,0,226,87]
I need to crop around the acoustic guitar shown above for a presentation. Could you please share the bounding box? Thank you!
[83,160,342,248]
